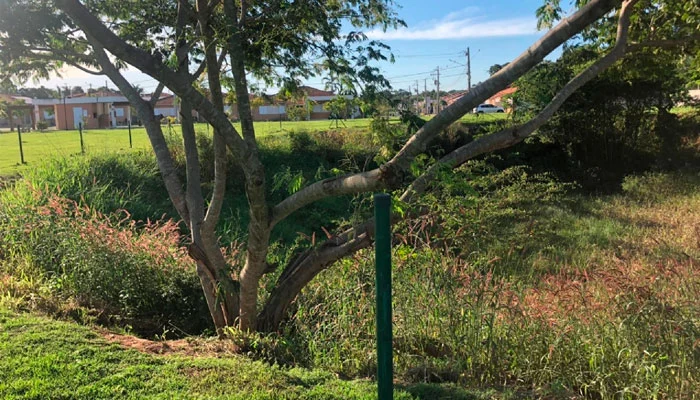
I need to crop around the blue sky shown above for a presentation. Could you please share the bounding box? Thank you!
[38,0,558,95]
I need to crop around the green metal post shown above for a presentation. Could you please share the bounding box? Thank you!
[17,125,25,164]
[79,122,85,154]
[374,193,393,400]
[128,121,133,149]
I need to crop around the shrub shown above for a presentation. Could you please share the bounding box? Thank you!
[288,130,315,153]
[0,183,210,336]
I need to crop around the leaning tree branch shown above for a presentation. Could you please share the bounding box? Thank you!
[269,0,621,229]
[259,0,639,332]
[148,82,166,108]
[56,0,250,163]
[89,40,190,225]
[403,0,638,202]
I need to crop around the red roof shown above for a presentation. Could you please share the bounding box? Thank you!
[490,87,517,98]
[299,86,335,97]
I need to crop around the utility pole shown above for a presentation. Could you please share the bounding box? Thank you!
[415,80,420,113]
[424,79,428,115]
[435,66,441,114]
[466,47,471,91]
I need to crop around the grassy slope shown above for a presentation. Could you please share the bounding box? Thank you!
[0,309,493,400]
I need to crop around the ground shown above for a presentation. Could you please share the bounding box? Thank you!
[0,309,503,400]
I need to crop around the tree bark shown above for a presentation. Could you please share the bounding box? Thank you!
[222,0,272,331]
[197,0,240,327]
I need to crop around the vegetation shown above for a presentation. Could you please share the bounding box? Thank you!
[2,162,698,397]
[1,310,502,399]
[0,0,698,397]
[4,0,684,333]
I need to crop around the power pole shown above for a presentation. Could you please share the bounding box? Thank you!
[415,80,420,113]
[435,66,441,114]
[424,79,428,115]
[466,47,471,91]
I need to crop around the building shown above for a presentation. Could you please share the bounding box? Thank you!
[441,87,518,113]
[228,86,351,121]
[0,94,58,130]
[54,95,132,129]
[486,87,517,110]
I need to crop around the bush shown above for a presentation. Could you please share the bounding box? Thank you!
[0,183,210,336]
[288,130,315,153]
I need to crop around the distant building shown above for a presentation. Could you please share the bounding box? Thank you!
[486,87,517,111]
[228,86,351,121]
[0,94,58,129]
[54,95,131,129]
[441,87,518,113]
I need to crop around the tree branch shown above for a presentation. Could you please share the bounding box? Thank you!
[56,0,250,162]
[149,83,166,108]
[269,0,621,228]
[89,41,190,224]
[259,0,638,332]
[404,0,638,202]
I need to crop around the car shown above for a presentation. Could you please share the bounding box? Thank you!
[473,103,505,114]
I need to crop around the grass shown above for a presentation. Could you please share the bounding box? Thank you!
[2,166,696,398]
[0,119,373,175]
[0,308,497,399]
[0,113,509,176]
[289,169,700,398]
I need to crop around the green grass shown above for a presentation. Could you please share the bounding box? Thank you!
[0,114,509,176]
[0,309,495,400]
[0,119,377,175]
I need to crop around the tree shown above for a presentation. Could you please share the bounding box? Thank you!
[488,63,510,76]
[0,0,696,334]
[324,95,354,127]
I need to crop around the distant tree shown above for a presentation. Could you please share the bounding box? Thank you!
[71,86,84,95]
[488,63,510,75]
[16,86,59,98]
[324,95,353,127]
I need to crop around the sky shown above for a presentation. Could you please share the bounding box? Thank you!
[33,0,561,95]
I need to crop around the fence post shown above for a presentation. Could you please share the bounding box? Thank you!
[17,125,25,164]
[79,122,85,154]
[128,120,133,149]
[374,193,393,400]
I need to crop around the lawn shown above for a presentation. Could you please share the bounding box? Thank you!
[0,113,507,176]
[0,309,493,400]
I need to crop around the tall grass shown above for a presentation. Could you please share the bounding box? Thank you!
[0,183,210,336]
[287,169,699,398]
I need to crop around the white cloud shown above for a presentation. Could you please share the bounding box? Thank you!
[366,9,538,41]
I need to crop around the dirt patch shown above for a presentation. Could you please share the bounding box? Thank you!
[100,330,241,357]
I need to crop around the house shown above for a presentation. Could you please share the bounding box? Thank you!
[486,87,517,110]
[54,94,132,129]
[228,86,351,121]
[146,93,178,118]
[443,91,468,108]
[0,94,58,130]
[441,87,518,112]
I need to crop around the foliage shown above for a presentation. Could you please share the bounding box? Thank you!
[513,44,690,182]
[289,169,699,397]
[0,182,210,336]
[0,309,499,399]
